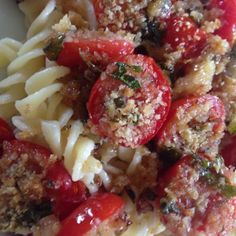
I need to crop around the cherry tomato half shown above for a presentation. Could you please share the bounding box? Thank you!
[57,31,134,69]
[2,139,52,173]
[209,0,236,44]
[88,54,171,148]
[163,15,206,60]
[44,161,88,220]
[57,193,124,236]
[157,155,236,236]
[156,95,225,158]
[0,118,14,145]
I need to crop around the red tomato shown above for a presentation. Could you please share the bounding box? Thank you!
[57,193,124,236]
[220,134,236,167]
[92,0,146,32]
[163,15,206,60]
[209,0,236,44]
[0,118,14,144]
[3,139,51,157]
[87,54,171,148]
[2,139,52,173]
[44,161,88,220]
[156,95,225,158]
[57,31,134,69]
[157,155,236,236]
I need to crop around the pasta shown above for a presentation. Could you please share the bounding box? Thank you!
[0,0,61,120]
[1,0,236,235]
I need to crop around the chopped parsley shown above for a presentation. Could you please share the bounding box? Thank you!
[44,34,65,61]
[111,62,142,89]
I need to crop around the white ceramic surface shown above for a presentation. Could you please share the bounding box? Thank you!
[0,0,26,40]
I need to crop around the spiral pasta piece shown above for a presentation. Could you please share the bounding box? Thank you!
[41,120,103,193]
[0,38,22,68]
[26,0,62,39]
[0,0,65,120]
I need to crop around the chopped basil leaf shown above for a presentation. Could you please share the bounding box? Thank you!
[111,62,142,89]
[192,154,236,198]
[19,201,52,226]
[131,65,143,73]
[228,115,236,134]
[132,113,140,125]
[221,184,236,198]
[43,34,65,61]
[230,45,236,59]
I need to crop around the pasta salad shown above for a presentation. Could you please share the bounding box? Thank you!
[0,0,236,235]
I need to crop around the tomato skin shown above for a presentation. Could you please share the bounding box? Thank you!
[0,118,14,145]
[57,37,134,69]
[156,95,225,158]
[220,135,236,167]
[157,155,236,236]
[88,54,171,148]
[163,15,206,60]
[3,139,51,159]
[209,0,236,44]
[2,139,52,174]
[44,161,88,220]
[57,193,124,236]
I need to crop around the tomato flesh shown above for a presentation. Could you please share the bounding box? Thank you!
[157,155,236,236]
[156,95,225,158]
[44,161,87,220]
[209,0,236,44]
[220,134,236,167]
[57,193,124,236]
[163,15,206,60]
[0,118,14,145]
[88,54,171,148]
[57,32,134,69]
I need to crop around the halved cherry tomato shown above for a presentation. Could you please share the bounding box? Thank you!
[156,95,225,158]
[0,118,14,145]
[157,155,236,236]
[44,161,88,220]
[57,31,134,69]
[2,139,52,173]
[87,54,171,148]
[92,0,147,33]
[209,0,236,44]
[3,139,51,158]
[220,134,236,167]
[163,15,206,60]
[57,193,124,236]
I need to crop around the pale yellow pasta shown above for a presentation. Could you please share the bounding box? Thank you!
[18,0,49,26]
[0,38,22,68]
[121,195,166,236]
[41,119,103,193]
[0,0,63,120]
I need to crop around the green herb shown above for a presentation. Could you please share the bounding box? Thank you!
[43,34,65,61]
[132,113,140,125]
[228,115,236,134]
[19,201,52,226]
[111,62,142,89]
[221,184,236,198]
[192,154,236,198]
[160,198,180,215]
[230,45,236,59]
